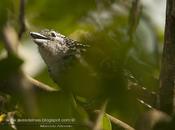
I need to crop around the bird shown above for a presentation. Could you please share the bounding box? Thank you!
[30,29,127,101]
[30,29,155,121]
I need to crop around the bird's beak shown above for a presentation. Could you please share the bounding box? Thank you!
[30,32,49,46]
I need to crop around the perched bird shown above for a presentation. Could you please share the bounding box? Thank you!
[30,29,127,100]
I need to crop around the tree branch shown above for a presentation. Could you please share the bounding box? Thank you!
[159,0,175,114]
[95,110,135,130]
[25,74,59,92]
[18,0,26,39]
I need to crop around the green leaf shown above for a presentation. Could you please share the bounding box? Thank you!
[102,114,112,130]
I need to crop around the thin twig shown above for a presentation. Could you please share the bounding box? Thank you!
[18,0,26,39]
[3,25,19,54]
[95,110,135,130]
[128,0,142,39]
[25,74,59,92]
[2,25,56,93]
[93,100,108,130]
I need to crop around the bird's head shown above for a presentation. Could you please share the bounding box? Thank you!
[30,29,89,67]
[30,29,74,69]
[30,29,69,58]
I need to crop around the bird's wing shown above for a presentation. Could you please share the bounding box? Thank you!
[64,38,89,53]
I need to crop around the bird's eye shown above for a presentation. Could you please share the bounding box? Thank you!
[51,32,56,37]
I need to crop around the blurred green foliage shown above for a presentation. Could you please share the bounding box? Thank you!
[0,0,165,130]
[26,0,96,34]
[0,55,23,80]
